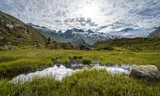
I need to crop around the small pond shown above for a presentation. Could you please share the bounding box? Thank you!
[11,64,131,83]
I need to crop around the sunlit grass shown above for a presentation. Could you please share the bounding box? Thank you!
[0,69,159,96]
[0,49,160,78]
[0,49,160,95]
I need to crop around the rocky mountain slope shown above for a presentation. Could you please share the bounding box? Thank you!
[30,24,152,47]
[149,27,160,37]
[0,11,47,47]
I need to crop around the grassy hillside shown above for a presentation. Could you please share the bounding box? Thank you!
[46,40,74,49]
[149,27,160,37]
[93,38,160,52]
[0,11,47,48]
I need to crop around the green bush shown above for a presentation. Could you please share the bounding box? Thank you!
[82,57,92,64]
[58,58,70,64]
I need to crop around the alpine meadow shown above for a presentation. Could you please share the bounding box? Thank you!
[0,0,160,96]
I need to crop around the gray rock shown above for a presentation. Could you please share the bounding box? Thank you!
[8,42,12,45]
[6,24,14,28]
[0,36,4,40]
[129,65,160,81]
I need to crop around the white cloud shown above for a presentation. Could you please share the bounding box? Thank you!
[0,0,160,32]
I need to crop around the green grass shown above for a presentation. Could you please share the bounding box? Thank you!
[0,49,160,95]
[0,49,160,78]
[82,57,92,64]
[93,38,160,52]
[0,69,160,96]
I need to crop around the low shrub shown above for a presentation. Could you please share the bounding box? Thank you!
[82,57,92,64]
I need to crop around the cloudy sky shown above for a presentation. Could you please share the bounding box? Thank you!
[0,0,160,32]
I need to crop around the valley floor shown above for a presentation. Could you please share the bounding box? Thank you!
[0,49,160,95]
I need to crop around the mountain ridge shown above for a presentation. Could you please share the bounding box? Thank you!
[149,26,160,37]
[29,23,153,47]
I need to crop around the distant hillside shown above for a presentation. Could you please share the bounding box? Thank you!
[45,40,74,50]
[0,11,47,47]
[149,27,160,37]
[93,38,160,51]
